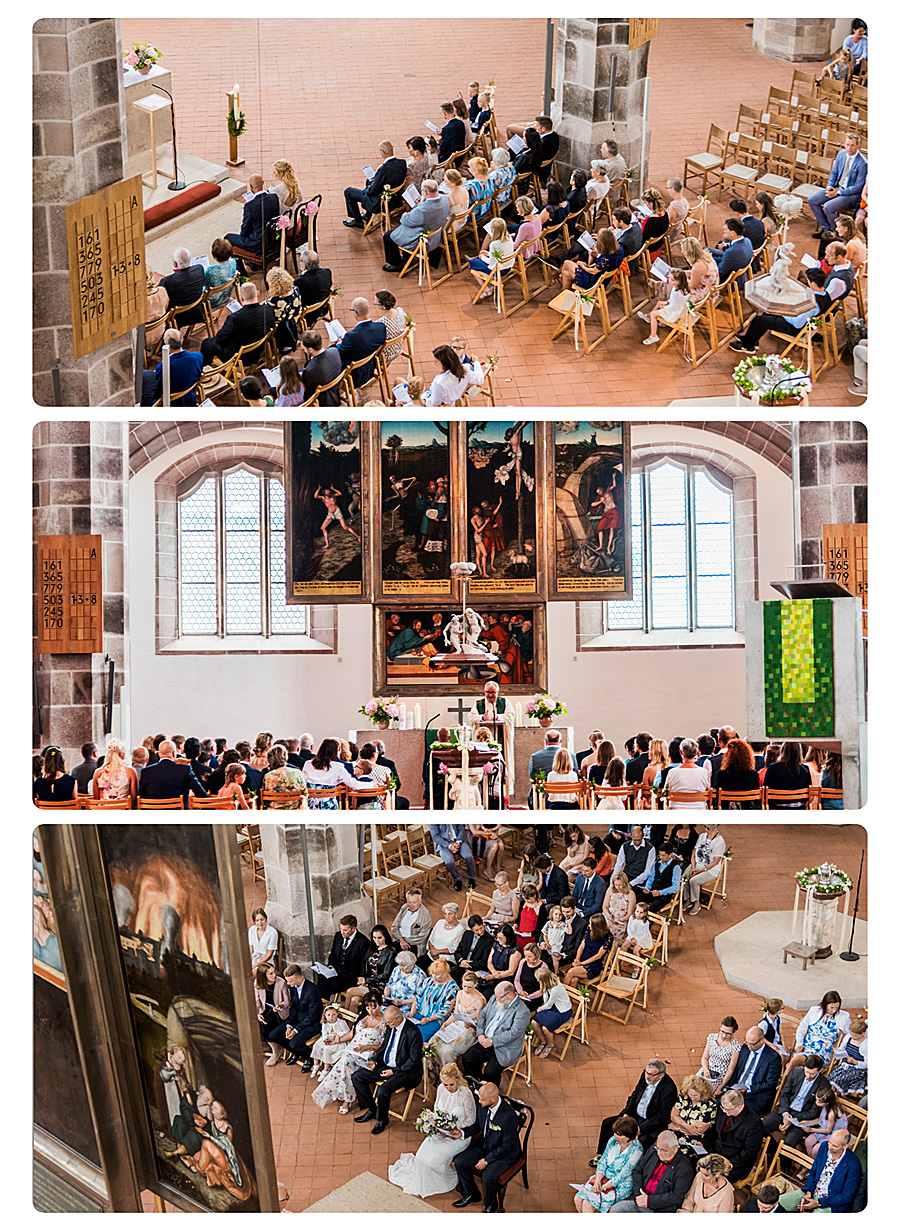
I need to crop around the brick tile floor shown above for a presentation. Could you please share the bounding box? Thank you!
[212,821,867,1213]
[124,18,861,408]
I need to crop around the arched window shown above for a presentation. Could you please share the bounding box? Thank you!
[606,458,735,632]
[178,466,307,637]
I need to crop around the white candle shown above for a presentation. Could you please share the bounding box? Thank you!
[414,702,422,729]
[236,84,240,113]
[514,701,523,727]
[400,702,407,727]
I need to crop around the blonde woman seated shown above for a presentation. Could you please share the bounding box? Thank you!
[532,965,573,1057]
[91,738,137,805]
[469,216,515,277]
[546,747,581,809]
[681,237,720,306]
[594,757,628,809]
[432,970,486,1066]
[271,158,301,210]
[388,1061,476,1197]
[678,1153,734,1213]
[443,168,470,231]
[465,156,493,219]
[563,913,613,986]
[669,1074,717,1158]
[560,824,590,882]
[640,740,669,808]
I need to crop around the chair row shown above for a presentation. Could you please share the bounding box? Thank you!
[34,782,396,810]
[530,779,841,809]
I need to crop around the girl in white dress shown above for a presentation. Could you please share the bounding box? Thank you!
[309,1006,353,1079]
[388,1063,477,1198]
[620,902,653,962]
[540,905,567,973]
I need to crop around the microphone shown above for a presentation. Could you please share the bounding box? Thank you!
[150,82,186,190]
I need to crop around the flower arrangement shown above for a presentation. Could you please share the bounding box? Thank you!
[359,696,401,725]
[795,864,852,895]
[530,768,548,795]
[123,42,161,71]
[415,1107,457,1137]
[490,244,507,265]
[525,693,567,720]
[275,214,292,231]
[330,284,343,298]
[227,109,247,140]
[732,355,811,401]
[485,352,499,371]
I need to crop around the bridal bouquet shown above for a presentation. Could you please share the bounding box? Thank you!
[415,1108,458,1138]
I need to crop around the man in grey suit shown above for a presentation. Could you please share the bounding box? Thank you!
[527,729,562,806]
[382,180,450,272]
[459,981,531,1085]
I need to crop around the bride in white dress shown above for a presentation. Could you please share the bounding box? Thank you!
[387,1063,477,1198]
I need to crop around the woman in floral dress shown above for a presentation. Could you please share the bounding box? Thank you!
[575,1115,643,1212]
[787,991,853,1072]
[697,1017,741,1090]
[383,950,427,1017]
[91,738,137,805]
[261,744,306,808]
[602,871,635,943]
[312,994,385,1114]
[669,1075,717,1159]
[408,959,458,1041]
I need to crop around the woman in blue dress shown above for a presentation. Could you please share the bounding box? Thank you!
[409,959,458,1040]
[204,238,238,311]
[465,156,494,220]
[383,950,427,1017]
[787,990,853,1072]
[574,1115,642,1212]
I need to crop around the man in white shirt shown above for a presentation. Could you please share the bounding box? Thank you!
[586,160,611,204]
[390,889,433,956]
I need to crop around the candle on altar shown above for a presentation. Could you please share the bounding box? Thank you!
[514,701,523,727]
[414,702,422,729]
[400,702,407,727]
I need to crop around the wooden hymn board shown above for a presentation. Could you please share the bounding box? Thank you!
[65,175,148,360]
[37,536,104,654]
[822,522,867,637]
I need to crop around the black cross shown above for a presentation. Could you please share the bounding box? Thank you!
[447,698,468,723]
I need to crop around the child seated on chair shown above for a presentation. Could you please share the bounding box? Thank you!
[310,1006,353,1080]
[819,47,853,84]
[641,268,690,344]
[619,902,653,974]
[218,763,250,809]
[540,905,567,974]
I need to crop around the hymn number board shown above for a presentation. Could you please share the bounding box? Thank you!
[65,175,148,360]
[37,536,103,654]
[823,523,867,638]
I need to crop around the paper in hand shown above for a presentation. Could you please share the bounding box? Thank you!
[324,319,347,342]
[362,164,376,180]
[507,134,526,154]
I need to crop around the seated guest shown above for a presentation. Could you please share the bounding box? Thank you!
[159,247,206,327]
[679,1153,735,1213]
[426,902,466,964]
[560,226,623,292]
[382,179,450,272]
[758,739,813,807]
[708,217,753,287]
[666,739,712,812]
[34,747,77,802]
[390,888,433,958]
[430,822,477,890]
[762,1053,831,1146]
[451,914,493,983]
[635,842,681,907]
[801,1087,847,1158]
[821,45,853,84]
[586,159,611,206]
[716,737,762,806]
[602,870,636,947]
[730,197,767,268]
[203,238,238,311]
[442,166,471,231]
[641,267,690,345]
[343,140,407,227]
[255,962,290,1065]
[808,134,868,237]
[601,138,628,183]
[531,965,573,1057]
[273,355,305,407]
[545,747,581,808]
[668,1074,717,1159]
[465,156,493,219]
[829,1017,868,1097]
[466,81,482,123]
[423,344,469,406]
[510,195,543,258]
[225,174,280,269]
[640,188,669,254]
[567,168,589,216]
[559,824,589,880]
[488,147,516,208]
[267,963,323,1071]
[265,265,303,352]
[534,854,568,907]
[469,216,515,276]
[309,1003,353,1079]
[262,743,307,806]
[512,125,542,175]
[408,958,458,1040]
[558,895,589,966]
[140,327,203,407]
[843,21,867,73]
[572,856,606,917]
[787,991,852,1072]
[563,912,612,986]
[138,739,207,803]
[388,1060,477,1197]
[292,249,332,319]
[436,101,466,163]
[685,823,727,915]
[576,1115,643,1212]
[345,923,398,1013]
[303,737,368,807]
[383,949,427,1016]
[200,281,275,367]
[239,374,271,407]
[513,938,547,1002]
[744,1183,785,1214]
[317,914,369,999]
[334,297,387,387]
[450,334,485,391]
[534,115,559,182]
[722,1026,782,1115]
[298,329,341,407]
[471,92,492,134]
[608,1131,693,1214]
[596,1058,678,1156]
[613,826,657,891]
[614,208,644,257]
[351,1003,424,1134]
[665,176,690,237]
[451,1082,523,1213]
[248,906,278,971]
[478,922,521,996]
[459,980,531,1085]
[405,135,429,188]
[701,1090,764,1184]
[588,740,617,785]
[777,1129,861,1213]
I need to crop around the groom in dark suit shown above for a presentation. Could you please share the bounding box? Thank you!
[268,965,323,1073]
[225,173,280,270]
[343,140,408,227]
[351,1005,423,1134]
[452,1083,522,1212]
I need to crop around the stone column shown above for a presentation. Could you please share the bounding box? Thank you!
[33,421,129,766]
[551,19,651,187]
[261,824,375,967]
[796,422,867,578]
[33,18,135,406]
[752,19,836,63]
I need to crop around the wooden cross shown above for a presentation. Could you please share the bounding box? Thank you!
[447,698,468,723]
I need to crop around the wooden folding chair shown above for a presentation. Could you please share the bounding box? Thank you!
[297,366,347,408]
[505,1032,534,1093]
[188,796,239,809]
[259,789,307,809]
[589,785,635,810]
[461,890,494,920]
[348,784,394,810]
[656,875,686,927]
[297,293,334,334]
[305,785,347,809]
[593,951,649,1026]
[791,68,817,96]
[716,134,761,200]
[755,142,797,196]
[471,248,531,318]
[150,372,208,409]
[729,103,764,144]
[532,780,588,810]
[716,788,762,809]
[136,796,185,809]
[342,347,390,406]
[656,296,721,368]
[763,786,811,809]
[683,124,728,196]
[34,798,81,809]
[697,856,730,911]
[664,789,713,809]
[83,797,133,809]
[201,275,240,333]
[235,823,264,880]
[397,233,452,290]
[646,911,670,966]
[553,987,589,1061]
[682,196,709,246]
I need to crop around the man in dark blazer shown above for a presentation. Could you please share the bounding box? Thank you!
[707,725,738,790]
[343,140,408,227]
[596,1058,678,1155]
[203,748,241,795]
[335,297,387,387]
[317,915,369,998]
[722,1026,782,1116]
[761,1054,830,1146]
[294,735,315,770]
[744,1183,789,1213]
[225,174,280,270]
[351,1004,423,1133]
[535,115,559,183]
[140,328,204,407]
[779,1129,861,1213]
[268,964,323,1072]
[298,330,342,407]
[437,102,466,163]
[625,733,652,785]
[559,897,588,966]
[200,283,275,366]
[451,915,493,983]
[702,1090,764,1183]
[535,855,568,906]
[372,741,408,810]
[159,248,207,327]
[234,740,265,794]
[293,250,332,319]
[731,199,767,270]
[572,858,606,918]
[138,739,207,804]
[709,219,753,287]
[452,1082,522,1211]
[609,1132,693,1213]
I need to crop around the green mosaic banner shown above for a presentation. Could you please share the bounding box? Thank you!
[763,599,834,738]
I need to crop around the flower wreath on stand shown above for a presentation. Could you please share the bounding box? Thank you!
[732,355,812,401]
[227,109,247,140]
[795,864,852,895]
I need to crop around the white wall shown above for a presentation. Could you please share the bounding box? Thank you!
[127,425,793,754]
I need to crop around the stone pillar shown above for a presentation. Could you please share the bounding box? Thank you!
[33,18,135,406]
[261,824,375,967]
[752,19,835,63]
[33,421,129,766]
[551,19,651,187]
[796,422,867,579]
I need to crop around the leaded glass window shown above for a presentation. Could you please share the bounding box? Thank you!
[178,468,307,637]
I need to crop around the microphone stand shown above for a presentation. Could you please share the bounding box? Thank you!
[151,82,185,191]
[839,848,864,962]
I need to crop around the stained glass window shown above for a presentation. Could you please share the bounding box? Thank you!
[178,468,307,637]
